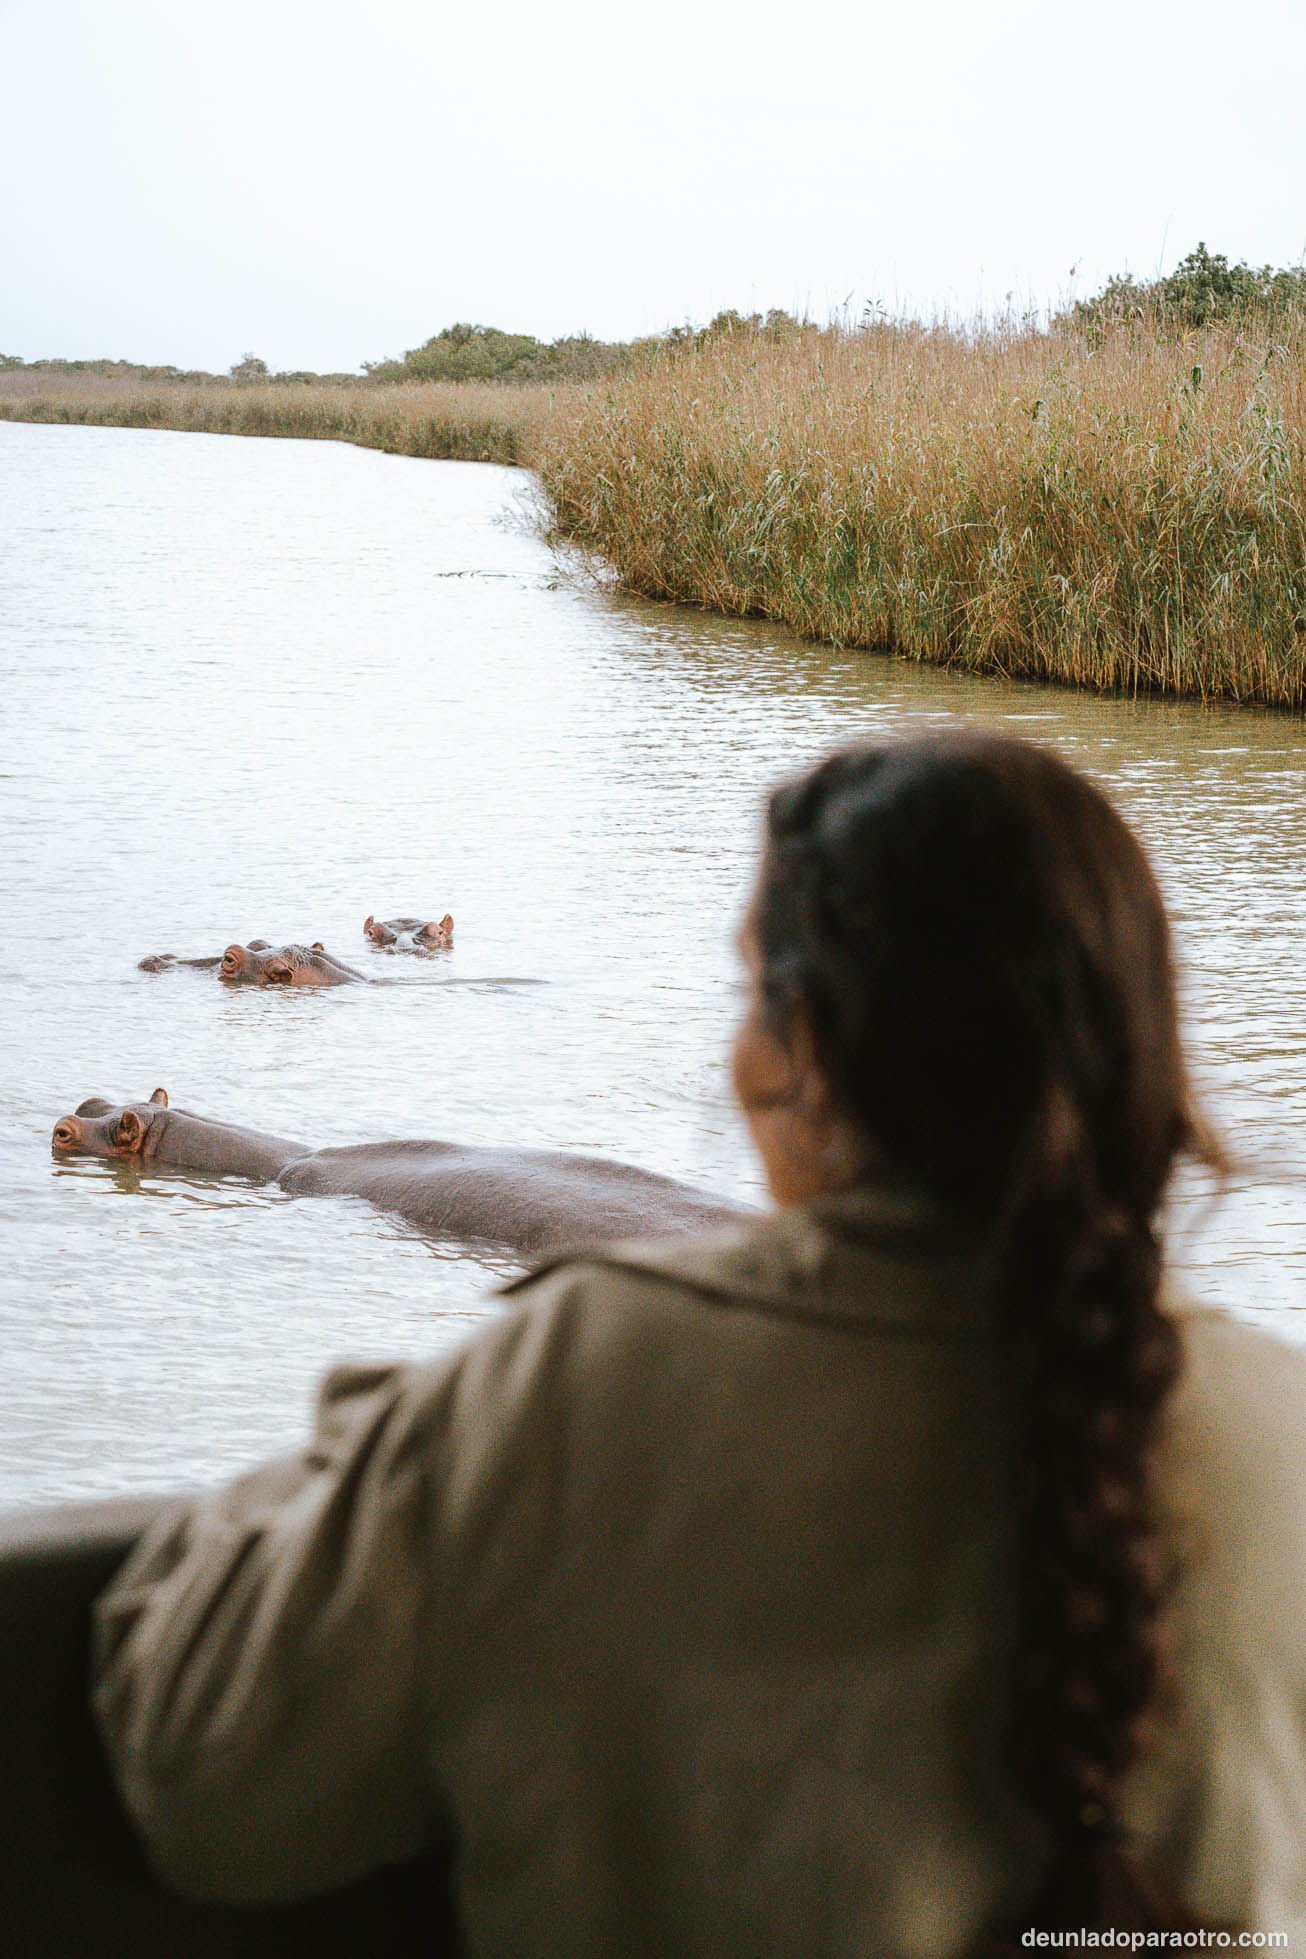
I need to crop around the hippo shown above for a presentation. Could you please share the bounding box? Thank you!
[51,1089,754,1257]
[139,942,367,986]
[364,914,454,952]
[217,942,366,987]
[139,939,271,973]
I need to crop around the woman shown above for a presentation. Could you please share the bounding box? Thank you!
[93,733,1306,1955]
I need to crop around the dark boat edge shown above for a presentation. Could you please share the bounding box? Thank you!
[0,1492,457,1957]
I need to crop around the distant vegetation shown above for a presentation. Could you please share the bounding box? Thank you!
[0,310,810,393]
[363,322,651,385]
[0,352,366,390]
[0,353,224,388]
[4,263,1305,707]
[363,310,811,384]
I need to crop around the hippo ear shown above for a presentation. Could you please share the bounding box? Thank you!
[363,915,375,934]
[440,914,453,933]
[76,1098,114,1118]
[149,1087,169,1107]
[311,941,325,952]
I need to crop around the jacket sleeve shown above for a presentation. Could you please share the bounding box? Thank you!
[92,1279,585,1904]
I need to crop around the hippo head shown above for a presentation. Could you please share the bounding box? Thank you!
[363,914,454,951]
[220,942,333,986]
[52,1087,170,1160]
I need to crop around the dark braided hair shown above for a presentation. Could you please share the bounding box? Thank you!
[753,732,1225,1943]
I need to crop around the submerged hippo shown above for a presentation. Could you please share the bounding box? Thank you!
[51,1089,753,1256]
[139,942,367,986]
[364,914,454,952]
[218,941,366,986]
[139,939,271,973]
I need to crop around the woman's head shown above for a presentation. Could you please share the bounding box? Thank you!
[736,732,1222,1944]
[735,731,1205,1220]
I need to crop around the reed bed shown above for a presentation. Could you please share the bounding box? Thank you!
[7,322,1306,706]
[0,379,561,467]
[536,322,1306,707]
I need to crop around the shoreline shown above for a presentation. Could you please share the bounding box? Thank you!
[0,379,552,468]
[6,326,1305,713]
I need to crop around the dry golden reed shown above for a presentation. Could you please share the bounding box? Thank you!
[537,321,1306,708]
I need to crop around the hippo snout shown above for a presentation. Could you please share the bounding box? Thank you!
[51,1116,83,1153]
[220,945,249,980]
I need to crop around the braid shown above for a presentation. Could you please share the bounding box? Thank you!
[753,732,1226,1943]
[979,1184,1196,1945]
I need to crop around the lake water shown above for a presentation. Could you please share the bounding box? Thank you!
[2,420,1304,1507]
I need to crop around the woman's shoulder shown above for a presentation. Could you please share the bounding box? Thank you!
[498,1208,807,1316]
[1163,1299,1306,1628]
[1170,1296,1306,1439]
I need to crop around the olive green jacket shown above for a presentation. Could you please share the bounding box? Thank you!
[93,1194,1306,1957]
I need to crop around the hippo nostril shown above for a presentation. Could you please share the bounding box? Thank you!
[52,1118,82,1150]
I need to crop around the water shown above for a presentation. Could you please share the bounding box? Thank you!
[2,421,1304,1508]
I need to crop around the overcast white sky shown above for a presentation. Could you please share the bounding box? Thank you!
[3,0,1305,373]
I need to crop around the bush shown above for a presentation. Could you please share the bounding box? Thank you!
[1074,242,1306,334]
[366,321,667,387]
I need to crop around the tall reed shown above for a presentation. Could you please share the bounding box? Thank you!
[537,321,1306,707]
[0,380,561,467]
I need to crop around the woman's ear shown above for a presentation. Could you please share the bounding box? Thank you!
[733,995,804,1117]
[735,991,871,1205]
[787,1012,836,1123]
